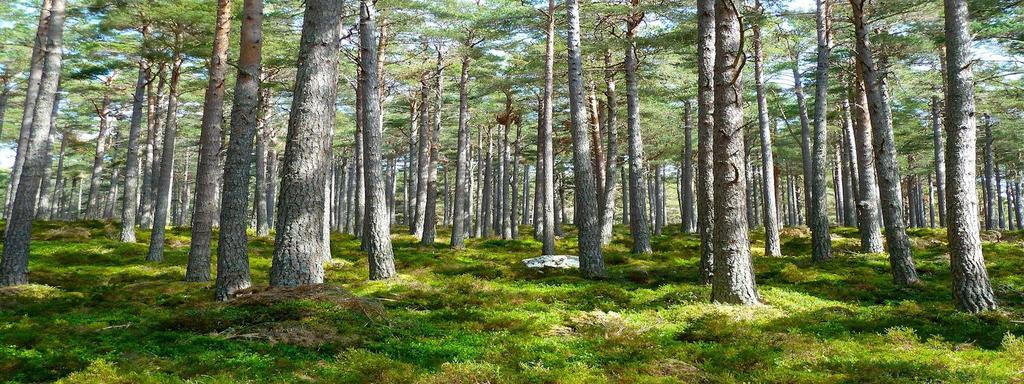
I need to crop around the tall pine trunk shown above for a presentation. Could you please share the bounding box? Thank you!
[943,0,996,312]
[567,0,606,278]
[851,0,919,286]
[808,0,833,263]
[539,0,556,255]
[710,0,759,305]
[931,96,946,226]
[187,0,234,282]
[269,0,343,286]
[600,51,618,245]
[451,48,473,249]
[0,0,64,285]
[119,52,149,242]
[625,6,651,255]
[695,0,715,283]
[849,81,884,253]
[146,47,183,263]
[752,1,781,257]
[214,0,262,300]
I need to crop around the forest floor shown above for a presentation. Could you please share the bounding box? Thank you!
[2,221,1024,383]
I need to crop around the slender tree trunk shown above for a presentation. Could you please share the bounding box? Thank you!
[807,0,833,262]
[214,0,262,300]
[710,0,759,305]
[852,0,918,285]
[696,0,716,283]
[540,0,556,255]
[421,51,443,246]
[840,99,858,227]
[943,0,996,312]
[35,86,60,219]
[0,0,64,286]
[626,9,651,255]
[598,52,619,245]
[119,55,149,242]
[567,0,605,277]
[680,100,694,233]
[140,64,166,229]
[983,114,995,230]
[187,0,233,282]
[254,89,272,236]
[451,50,472,249]
[47,133,66,221]
[413,82,430,238]
[269,0,342,286]
[86,91,113,219]
[146,48,183,263]
[752,3,780,256]
[4,0,51,221]
[849,76,884,253]
[931,96,946,227]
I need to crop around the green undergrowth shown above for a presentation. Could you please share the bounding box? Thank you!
[2,220,1024,383]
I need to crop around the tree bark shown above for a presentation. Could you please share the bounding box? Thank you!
[752,2,781,257]
[849,81,884,253]
[851,0,919,285]
[0,0,64,286]
[680,100,694,233]
[567,0,606,277]
[625,7,651,255]
[931,96,946,227]
[119,55,149,242]
[943,0,997,312]
[146,47,183,263]
[269,0,342,286]
[421,50,443,246]
[451,49,472,249]
[696,0,715,283]
[808,0,833,263]
[710,0,759,305]
[214,0,262,300]
[86,89,114,219]
[187,0,234,282]
[538,0,556,255]
[600,51,618,245]
[4,0,51,221]
[35,85,60,219]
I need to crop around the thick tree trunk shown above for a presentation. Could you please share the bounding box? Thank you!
[625,11,652,255]
[187,0,233,282]
[752,3,780,257]
[119,56,149,242]
[0,0,64,286]
[269,0,342,286]
[696,0,715,283]
[851,0,918,285]
[567,0,606,277]
[215,0,262,300]
[710,0,759,305]
[145,50,183,263]
[943,0,997,312]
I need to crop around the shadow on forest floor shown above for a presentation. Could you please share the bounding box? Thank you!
[1,220,1024,383]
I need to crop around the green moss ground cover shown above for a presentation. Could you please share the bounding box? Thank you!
[2,220,1024,383]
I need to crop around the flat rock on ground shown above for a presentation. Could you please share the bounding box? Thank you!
[521,255,579,269]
